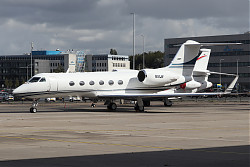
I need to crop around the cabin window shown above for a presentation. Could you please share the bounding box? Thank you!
[89,81,95,85]
[108,80,114,85]
[39,78,46,82]
[99,80,104,85]
[118,80,123,85]
[29,77,41,83]
[69,81,75,86]
[79,81,85,86]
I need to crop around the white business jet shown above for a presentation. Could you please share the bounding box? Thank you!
[158,48,213,107]
[13,40,238,113]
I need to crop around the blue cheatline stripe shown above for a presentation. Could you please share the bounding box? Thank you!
[14,84,186,98]
[171,55,199,66]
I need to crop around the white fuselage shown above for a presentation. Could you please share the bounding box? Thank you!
[13,70,187,99]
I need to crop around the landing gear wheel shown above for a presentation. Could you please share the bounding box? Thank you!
[139,106,144,112]
[164,101,172,107]
[134,103,145,112]
[30,107,37,113]
[91,103,96,107]
[107,103,117,110]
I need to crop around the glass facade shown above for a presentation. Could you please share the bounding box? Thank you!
[164,33,250,91]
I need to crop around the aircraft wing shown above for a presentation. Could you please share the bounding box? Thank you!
[97,92,224,99]
[97,75,239,99]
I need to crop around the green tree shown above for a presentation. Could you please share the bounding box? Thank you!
[110,49,118,55]
[54,65,64,73]
[4,78,9,88]
[21,77,26,84]
[130,51,164,69]
[8,79,13,89]
[4,78,13,89]
[14,78,20,88]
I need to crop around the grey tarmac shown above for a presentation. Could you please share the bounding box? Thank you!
[0,100,249,167]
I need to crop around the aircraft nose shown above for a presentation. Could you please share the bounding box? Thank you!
[13,84,27,96]
[13,86,22,96]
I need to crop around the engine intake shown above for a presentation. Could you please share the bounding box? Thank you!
[138,70,146,82]
[137,69,179,86]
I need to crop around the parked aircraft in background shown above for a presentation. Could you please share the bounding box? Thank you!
[13,40,239,113]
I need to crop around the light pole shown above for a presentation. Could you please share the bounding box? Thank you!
[236,59,239,76]
[20,64,31,81]
[219,59,224,85]
[31,42,34,78]
[236,59,240,93]
[130,13,135,70]
[141,34,145,69]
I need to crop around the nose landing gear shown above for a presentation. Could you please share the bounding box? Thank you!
[30,99,38,113]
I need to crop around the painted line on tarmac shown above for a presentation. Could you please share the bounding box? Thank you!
[0,135,249,155]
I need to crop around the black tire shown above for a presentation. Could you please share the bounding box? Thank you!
[30,107,37,113]
[134,103,144,112]
[110,103,117,110]
[164,102,172,107]
[139,106,144,112]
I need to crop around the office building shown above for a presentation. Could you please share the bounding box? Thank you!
[85,54,130,72]
[0,51,130,88]
[0,51,76,88]
[164,33,250,91]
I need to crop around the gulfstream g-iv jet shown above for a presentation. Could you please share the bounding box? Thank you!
[13,40,239,113]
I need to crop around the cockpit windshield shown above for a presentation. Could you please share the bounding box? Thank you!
[39,77,46,82]
[28,77,41,83]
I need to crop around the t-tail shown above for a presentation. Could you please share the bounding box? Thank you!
[193,49,211,74]
[166,40,201,77]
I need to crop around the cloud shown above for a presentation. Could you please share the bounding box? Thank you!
[0,0,248,55]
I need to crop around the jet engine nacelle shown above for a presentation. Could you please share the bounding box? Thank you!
[180,80,202,90]
[198,81,213,90]
[137,69,179,86]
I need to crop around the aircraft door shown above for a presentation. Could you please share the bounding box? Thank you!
[48,77,58,92]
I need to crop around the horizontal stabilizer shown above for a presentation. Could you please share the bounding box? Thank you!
[200,43,242,46]
[192,70,210,75]
[209,71,237,76]
[225,75,239,94]
[175,42,242,47]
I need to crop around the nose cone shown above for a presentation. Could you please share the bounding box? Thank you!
[13,83,29,97]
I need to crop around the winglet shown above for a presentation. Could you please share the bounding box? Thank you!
[225,75,239,94]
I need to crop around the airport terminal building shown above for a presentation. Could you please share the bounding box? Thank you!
[164,33,250,91]
[85,54,130,72]
[0,51,130,89]
[0,51,77,88]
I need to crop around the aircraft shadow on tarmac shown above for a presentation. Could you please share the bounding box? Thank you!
[0,105,205,114]
[0,145,249,167]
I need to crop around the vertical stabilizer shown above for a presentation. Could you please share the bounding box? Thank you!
[193,49,211,72]
[167,40,201,76]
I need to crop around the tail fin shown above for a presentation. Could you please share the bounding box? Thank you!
[166,40,241,77]
[193,49,211,73]
[167,40,201,76]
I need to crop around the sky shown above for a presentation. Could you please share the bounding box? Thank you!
[0,0,249,55]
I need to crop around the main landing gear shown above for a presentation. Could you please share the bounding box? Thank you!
[134,98,145,112]
[30,99,38,113]
[164,98,173,107]
[107,102,117,110]
[104,98,145,112]
[104,100,117,110]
